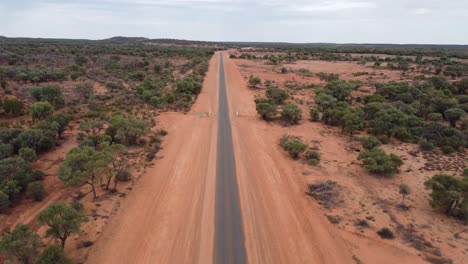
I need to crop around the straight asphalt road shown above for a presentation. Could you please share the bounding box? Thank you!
[214,53,247,264]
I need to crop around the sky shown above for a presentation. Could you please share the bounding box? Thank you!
[1,0,467,44]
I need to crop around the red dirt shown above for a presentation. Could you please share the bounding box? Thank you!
[223,52,427,264]
[86,53,219,264]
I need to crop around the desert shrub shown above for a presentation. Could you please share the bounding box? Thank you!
[13,129,56,153]
[444,108,465,127]
[255,98,277,120]
[418,139,435,151]
[0,143,13,159]
[281,103,302,125]
[0,191,10,211]
[106,115,148,145]
[47,114,71,137]
[360,136,381,150]
[32,170,45,181]
[36,244,73,264]
[428,113,443,122]
[248,75,261,88]
[2,98,23,116]
[377,228,395,239]
[368,107,408,137]
[26,181,46,201]
[266,86,289,104]
[305,149,320,165]
[0,224,42,264]
[18,147,37,163]
[441,146,456,154]
[29,85,64,107]
[116,170,132,182]
[75,81,94,102]
[315,93,338,112]
[358,148,403,176]
[29,102,54,121]
[309,108,320,121]
[424,174,468,219]
[323,80,354,102]
[280,137,307,159]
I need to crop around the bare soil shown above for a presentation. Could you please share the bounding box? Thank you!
[227,52,467,264]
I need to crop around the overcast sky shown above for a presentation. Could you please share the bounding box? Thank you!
[1,0,467,44]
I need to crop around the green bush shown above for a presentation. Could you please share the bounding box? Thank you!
[0,224,42,264]
[13,129,56,153]
[266,86,289,104]
[116,170,132,182]
[358,148,403,176]
[2,98,23,116]
[29,85,64,107]
[36,244,73,264]
[30,102,54,121]
[0,143,13,159]
[106,115,148,145]
[19,147,37,163]
[428,112,443,122]
[309,108,320,121]
[281,103,302,125]
[359,136,381,150]
[281,138,307,159]
[26,181,46,201]
[248,75,261,88]
[425,174,468,219]
[305,149,320,166]
[255,98,277,120]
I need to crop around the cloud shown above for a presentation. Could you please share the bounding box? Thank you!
[0,0,467,43]
[412,7,430,15]
[289,1,377,13]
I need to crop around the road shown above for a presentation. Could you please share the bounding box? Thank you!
[214,53,247,264]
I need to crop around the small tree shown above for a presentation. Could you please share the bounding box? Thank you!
[399,183,411,207]
[30,102,54,121]
[47,114,71,138]
[101,142,128,190]
[281,103,302,125]
[58,146,110,199]
[26,181,46,201]
[38,201,87,249]
[2,98,24,116]
[0,224,42,264]
[248,75,261,88]
[36,244,73,264]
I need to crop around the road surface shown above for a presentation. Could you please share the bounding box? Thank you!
[214,53,247,264]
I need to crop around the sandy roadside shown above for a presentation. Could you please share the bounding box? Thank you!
[86,53,220,264]
[222,52,427,264]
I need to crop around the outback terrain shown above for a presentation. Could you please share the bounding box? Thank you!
[0,38,467,264]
